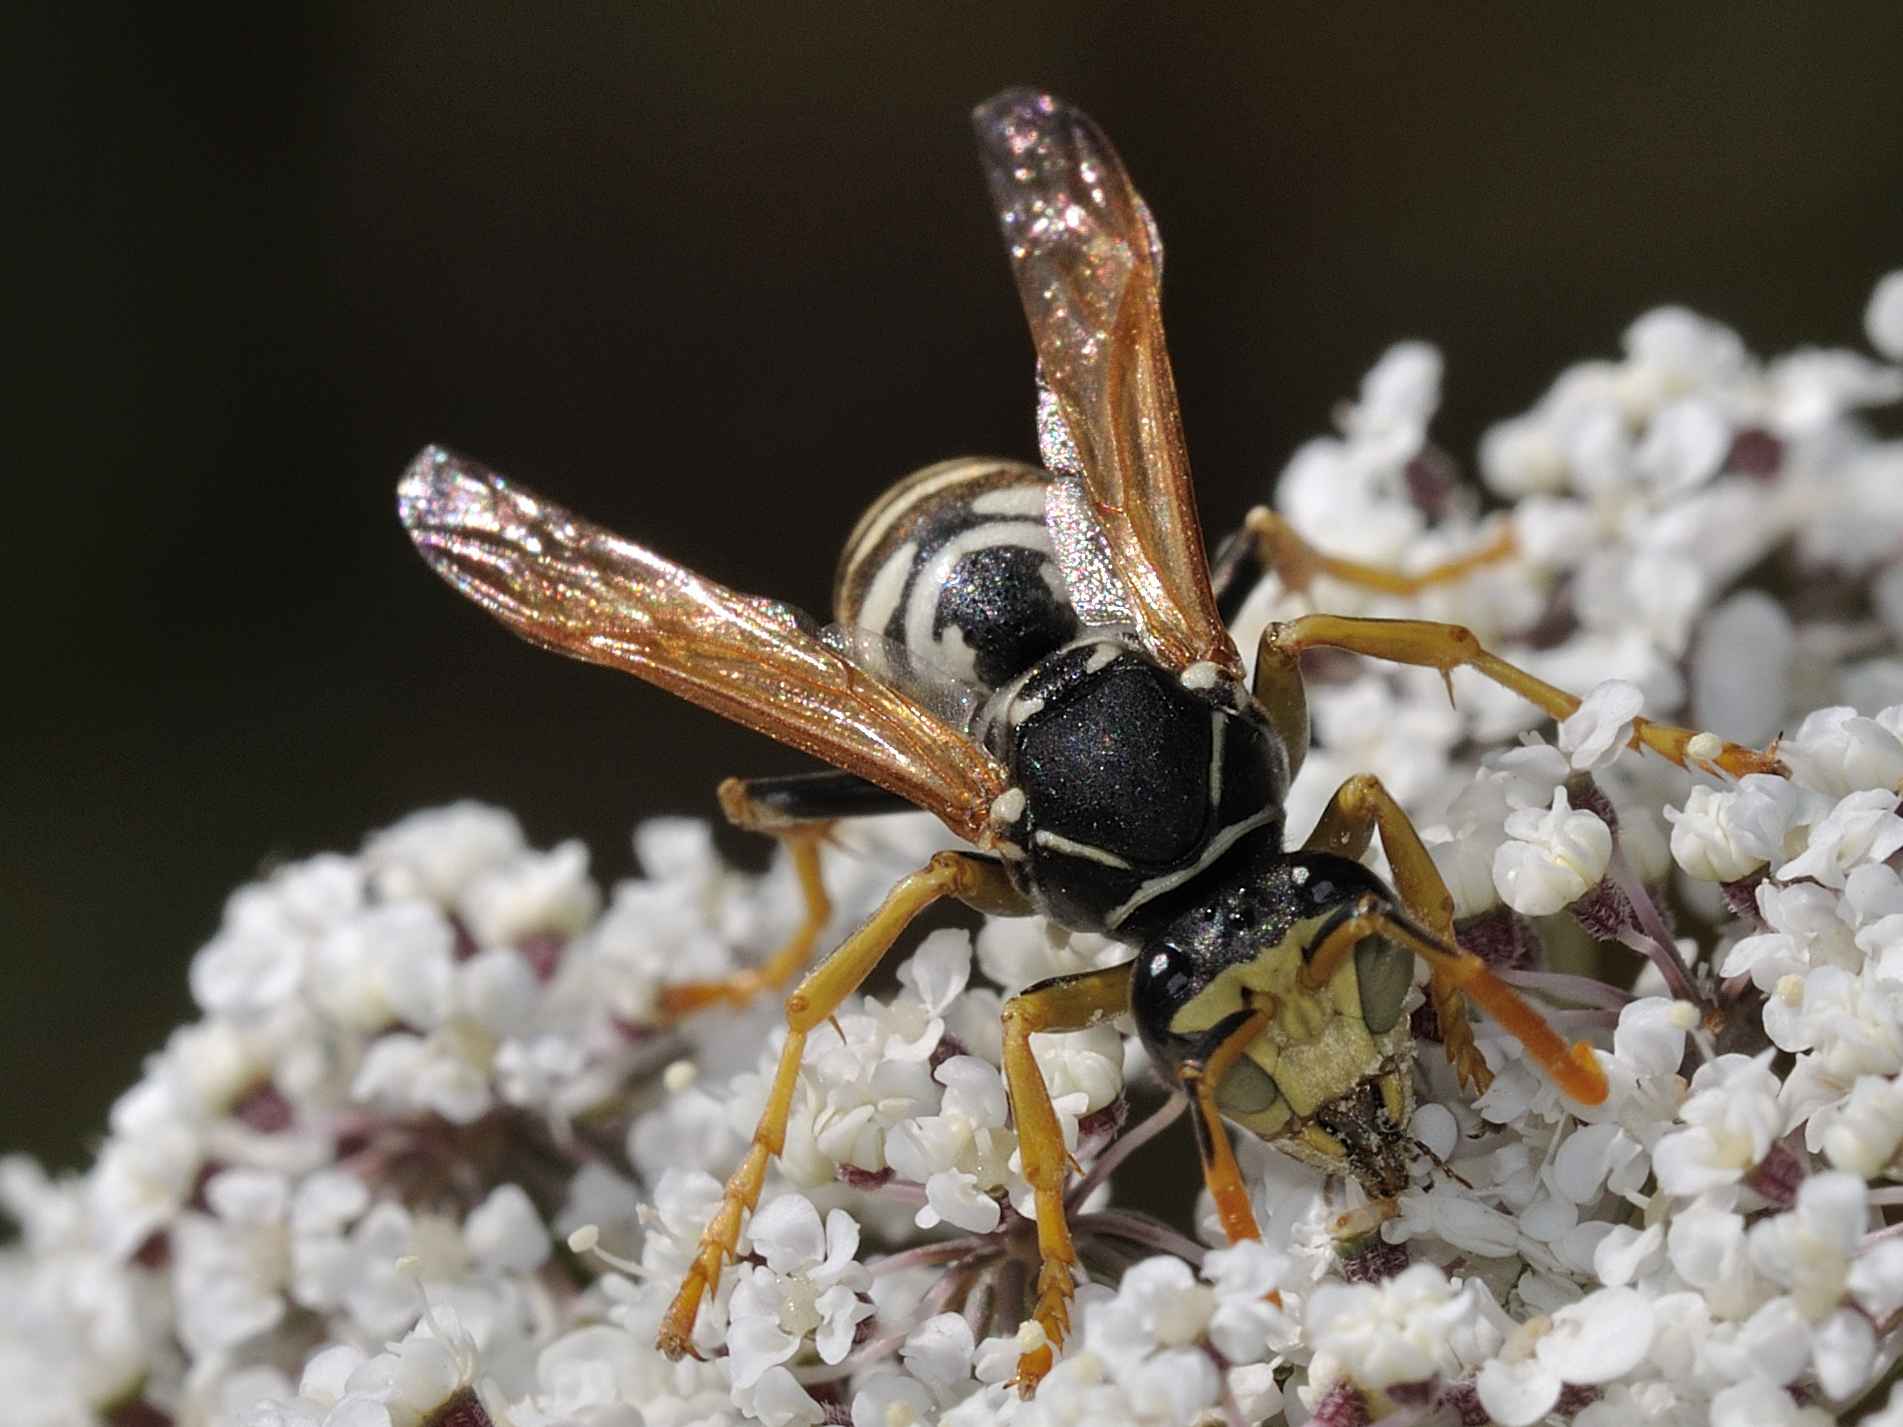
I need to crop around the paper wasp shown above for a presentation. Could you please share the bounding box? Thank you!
[398,87,1774,1392]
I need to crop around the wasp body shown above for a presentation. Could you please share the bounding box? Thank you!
[400,88,1775,1393]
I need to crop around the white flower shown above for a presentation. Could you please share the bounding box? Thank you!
[1820,1073,1903,1175]
[1651,1053,1785,1197]
[1635,397,1730,494]
[1781,706,1903,798]
[325,1309,483,1427]
[851,1373,936,1427]
[1766,348,1903,434]
[1776,788,1903,889]
[459,838,600,949]
[515,1324,650,1424]
[363,802,526,905]
[463,1184,548,1275]
[1344,341,1442,441]
[1492,787,1613,915]
[1710,1379,1833,1427]
[726,1195,872,1388]
[33,262,1903,1427]
[1537,1286,1655,1385]
[1665,775,1807,882]
[1558,679,1644,770]
[1307,1263,1474,1392]
[171,1169,291,1357]
[1870,270,1903,362]
[901,1313,976,1402]
[1747,1170,1865,1319]
[1690,591,1794,746]
[885,1056,1014,1233]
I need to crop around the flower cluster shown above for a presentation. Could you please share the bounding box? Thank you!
[7,271,1903,1427]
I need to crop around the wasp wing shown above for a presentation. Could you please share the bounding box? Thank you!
[398,446,1009,847]
[974,88,1239,676]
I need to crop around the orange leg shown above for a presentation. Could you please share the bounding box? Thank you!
[656,850,1024,1360]
[1303,773,1482,1095]
[1243,507,1518,598]
[1262,614,1781,778]
[1301,891,1605,1108]
[657,831,831,1019]
[1179,1007,1273,1243]
[999,964,1135,1396]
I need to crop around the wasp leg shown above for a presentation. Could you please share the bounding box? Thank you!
[656,773,917,1020]
[1179,1007,1274,1243]
[1303,773,1482,1095]
[1248,606,1310,781]
[656,850,1028,1361]
[999,963,1135,1396]
[1300,891,1607,1106]
[1261,614,1781,777]
[1211,508,1516,623]
[656,829,831,1019]
[717,770,914,832]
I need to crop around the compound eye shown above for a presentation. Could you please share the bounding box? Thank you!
[1214,1055,1281,1117]
[1354,935,1414,1035]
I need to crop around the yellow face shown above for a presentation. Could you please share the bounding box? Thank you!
[1167,913,1417,1191]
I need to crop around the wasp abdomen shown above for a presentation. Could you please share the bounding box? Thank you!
[834,457,1081,693]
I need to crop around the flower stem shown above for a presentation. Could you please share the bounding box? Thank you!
[1066,1093,1188,1211]
[1498,967,1633,1011]
[1603,844,1706,1007]
[1073,1209,1208,1266]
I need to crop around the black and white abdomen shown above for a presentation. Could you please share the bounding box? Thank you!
[834,457,1081,693]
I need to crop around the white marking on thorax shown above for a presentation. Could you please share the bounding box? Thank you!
[1083,642,1119,675]
[990,787,1027,824]
[1180,661,1222,690]
[1105,806,1280,929]
[1010,692,1046,725]
[1033,829,1135,869]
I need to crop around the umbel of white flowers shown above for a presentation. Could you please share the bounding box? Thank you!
[6,271,1903,1427]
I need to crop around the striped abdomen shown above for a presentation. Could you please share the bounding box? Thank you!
[834,458,1080,693]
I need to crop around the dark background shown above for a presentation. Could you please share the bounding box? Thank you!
[11,5,1903,1170]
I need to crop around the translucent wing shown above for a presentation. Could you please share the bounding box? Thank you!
[1038,385,1136,628]
[398,446,1009,846]
[974,88,1239,676]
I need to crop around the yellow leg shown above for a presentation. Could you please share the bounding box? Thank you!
[657,831,831,1019]
[1179,1007,1272,1244]
[1249,607,1311,781]
[1262,613,1781,778]
[1303,773,1483,1095]
[999,963,1135,1396]
[1245,507,1517,597]
[656,850,1023,1360]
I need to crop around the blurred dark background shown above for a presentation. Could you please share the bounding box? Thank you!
[10,5,1903,1169]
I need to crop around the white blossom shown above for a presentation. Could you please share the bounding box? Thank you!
[18,267,1903,1427]
[1870,270,1903,362]
[1493,786,1613,914]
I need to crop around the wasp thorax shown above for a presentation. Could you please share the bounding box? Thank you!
[973,638,1290,936]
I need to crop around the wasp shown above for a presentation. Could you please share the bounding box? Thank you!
[398,88,1775,1392]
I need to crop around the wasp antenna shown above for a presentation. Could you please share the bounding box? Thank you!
[1371,910,1610,1107]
